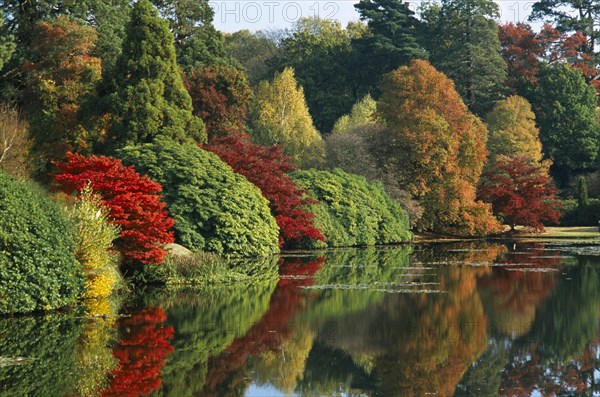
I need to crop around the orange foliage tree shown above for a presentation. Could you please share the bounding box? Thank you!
[377,59,501,236]
[23,16,101,168]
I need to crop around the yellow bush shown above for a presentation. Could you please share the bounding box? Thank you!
[69,184,122,298]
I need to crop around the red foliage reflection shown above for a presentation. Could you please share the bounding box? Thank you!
[102,307,175,397]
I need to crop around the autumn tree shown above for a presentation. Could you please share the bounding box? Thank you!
[0,1,130,102]
[53,152,175,268]
[103,0,204,148]
[422,0,507,115]
[525,63,599,184]
[499,22,597,90]
[22,16,102,173]
[250,67,324,166]
[479,155,562,231]
[204,132,325,248]
[377,59,501,236]
[485,96,543,162]
[529,0,599,56]
[498,23,545,87]
[183,64,252,139]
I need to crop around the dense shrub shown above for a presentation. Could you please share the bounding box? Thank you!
[205,133,325,248]
[117,140,279,256]
[0,171,83,314]
[53,153,175,268]
[68,184,122,299]
[560,199,600,226]
[291,169,412,248]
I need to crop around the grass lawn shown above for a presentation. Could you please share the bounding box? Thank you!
[518,226,600,239]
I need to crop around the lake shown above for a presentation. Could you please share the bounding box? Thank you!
[2,241,600,396]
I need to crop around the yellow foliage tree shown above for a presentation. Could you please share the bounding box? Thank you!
[250,67,324,165]
[331,94,379,135]
[485,95,543,162]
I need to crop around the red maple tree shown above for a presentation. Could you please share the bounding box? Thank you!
[499,23,598,90]
[102,307,175,397]
[53,152,175,267]
[204,133,325,248]
[478,155,562,232]
[183,65,252,140]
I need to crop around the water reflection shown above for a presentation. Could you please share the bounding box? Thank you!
[4,242,600,396]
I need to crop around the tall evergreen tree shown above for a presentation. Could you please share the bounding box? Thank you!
[577,176,589,209]
[105,0,205,148]
[352,0,427,95]
[152,0,230,69]
[422,0,507,115]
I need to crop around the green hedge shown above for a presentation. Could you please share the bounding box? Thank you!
[0,172,83,314]
[117,140,279,256]
[291,169,412,248]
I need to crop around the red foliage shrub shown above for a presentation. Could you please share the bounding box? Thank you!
[53,152,175,267]
[204,133,325,248]
[102,307,175,397]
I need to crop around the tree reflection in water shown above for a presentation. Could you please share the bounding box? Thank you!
[101,307,174,397]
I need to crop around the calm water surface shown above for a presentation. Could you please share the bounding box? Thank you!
[2,241,600,396]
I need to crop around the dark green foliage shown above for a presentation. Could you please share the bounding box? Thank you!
[291,169,411,248]
[225,30,281,86]
[525,63,599,184]
[0,10,14,71]
[0,171,83,314]
[531,258,600,359]
[116,140,279,256]
[152,0,231,69]
[0,314,83,396]
[104,0,205,148]
[352,0,428,95]
[560,198,600,226]
[423,0,508,115]
[152,284,276,396]
[273,18,357,133]
[577,176,589,209]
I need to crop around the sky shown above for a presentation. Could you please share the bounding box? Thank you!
[210,0,538,33]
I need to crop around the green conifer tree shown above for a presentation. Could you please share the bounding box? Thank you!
[105,0,205,147]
